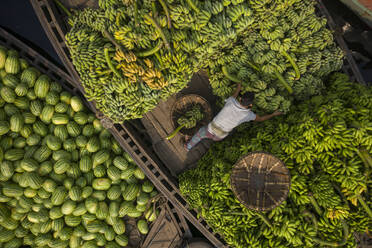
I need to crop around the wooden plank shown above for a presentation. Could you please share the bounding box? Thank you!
[141,72,218,175]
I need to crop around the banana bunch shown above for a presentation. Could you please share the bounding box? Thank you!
[179,73,372,248]
[177,105,204,129]
[65,0,344,123]
[66,0,199,122]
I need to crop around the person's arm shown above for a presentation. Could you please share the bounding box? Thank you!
[231,83,242,99]
[254,110,283,122]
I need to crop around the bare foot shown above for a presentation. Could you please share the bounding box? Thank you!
[182,135,190,152]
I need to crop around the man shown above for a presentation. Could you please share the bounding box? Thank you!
[185,83,283,151]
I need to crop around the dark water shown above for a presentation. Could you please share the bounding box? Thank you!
[0,0,61,65]
[0,0,371,82]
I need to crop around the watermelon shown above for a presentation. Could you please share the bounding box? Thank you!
[0,47,6,69]
[51,187,67,206]
[45,91,59,105]
[46,135,62,151]
[92,150,109,167]
[20,158,38,172]
[0,87,16,103]
[72,203,87,216]
[40,105,55,124]
[4,55,20,74]
[33,145,52,162]
[85,197,98,214]
[74,111,88,125]
[115,234,128,246]
[79,155,92,172]
[54,159,70,174]
[69,186,82,202]
[15,83,28,97]
[21,67,39,87]
[82,124,94,137]
[93,165,106,178]
[33,121,48,137]
[60,91,71,104]
[113,156,128,171]
[107,185,121,201]
[52,113,69,125]
[3,74,19,88]
[54,102,68,113]
[123,184,140,201]
[96,201,108,220]
[92,178,111,191]
[61,200,77,215]
[26,133,41,146]
[54,125,69,141]
[4,148,24,161]
[34,75,50,98]
[0,121,10,135]
[66,121,81,137]
[23,112,36,124]
[70,96,84,112]
[86,137,100,153]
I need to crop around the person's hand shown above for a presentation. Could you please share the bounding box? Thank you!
[273,110,283,116]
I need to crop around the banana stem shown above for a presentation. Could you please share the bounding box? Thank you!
[103,30,124,54]
[256,212,273,229]
[357,148,372,168]
[97,69,112,75]
[222,66,240,83]
[185,0,200,13]
[273,70,293,94]
[137,40,163,57]
[158,0,172,29]
[308,193,323,216]
[154,52,163,67]
[104,45,122,78]
[246,61,260,72]
[144,14,171,51]
[302,210,318,233]
[302,211,349,247]
[166,124,185,140]
[281,51,300,80]
[356,194,372,218]
[134,0,139,27]
[53,0,72,17]
[152,2,158,17]
[311,220,349,247]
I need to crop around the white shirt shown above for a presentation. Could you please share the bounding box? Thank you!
[208,97,256,138]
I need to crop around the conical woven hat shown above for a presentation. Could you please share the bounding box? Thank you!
[230,152,291,212]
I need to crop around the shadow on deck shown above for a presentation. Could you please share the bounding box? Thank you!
[141,72,219,176]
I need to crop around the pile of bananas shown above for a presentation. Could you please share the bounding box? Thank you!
[166,104,204,140]
[177,105,204,129]
[65,0,194,122]
[179,73,371,248]
[65,0,343,121]
[203,0,343,113]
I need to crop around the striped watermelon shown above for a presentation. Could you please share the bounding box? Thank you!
[4,55,20,74]
[123,184,140,201]
[51,187,67,206]
[79,155,92,172]
[0,87,16,103]
[3,74,19,88]
[69,186,82,202]
[34,75,50,98]
[40,105,55,124]
[64,215,81,227]
[10,114,24,133]
[21,67,39,87]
